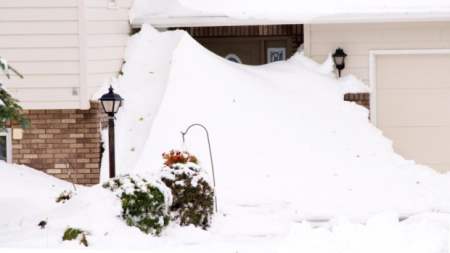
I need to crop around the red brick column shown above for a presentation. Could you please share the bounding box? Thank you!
[12,102,104,185]
[344,93,370,110]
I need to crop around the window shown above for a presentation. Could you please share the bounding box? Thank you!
[267,47,286,63]
[0,129,12,163]
[225,54,242,64]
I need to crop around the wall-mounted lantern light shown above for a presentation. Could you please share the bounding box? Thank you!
[99,86,123,178]
[332,48,347,78]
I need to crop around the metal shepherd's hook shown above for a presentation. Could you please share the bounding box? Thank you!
[181,123,218,213]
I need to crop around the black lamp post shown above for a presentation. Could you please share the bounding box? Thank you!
[332,48,347,78]
[99,86,123,178]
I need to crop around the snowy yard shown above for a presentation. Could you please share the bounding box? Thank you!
[2,26,450,252]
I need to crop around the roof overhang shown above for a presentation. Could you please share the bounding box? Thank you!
[131,12,450,28]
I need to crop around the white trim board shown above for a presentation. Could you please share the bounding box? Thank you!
[0,129,12,163]
[369,49,450,126]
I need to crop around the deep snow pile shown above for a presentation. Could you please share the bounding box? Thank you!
[1,162,450,252]
[104,25,450,221]
[3,25,450,251]
[131,0,450,23]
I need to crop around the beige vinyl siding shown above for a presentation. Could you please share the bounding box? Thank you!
[0,1,81,109]
[305,22,450,84]
[305,22,450,173]
[0,0,131,109]
[85,0,131,100]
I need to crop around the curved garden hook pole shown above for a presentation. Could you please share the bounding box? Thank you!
[181,123,218,213]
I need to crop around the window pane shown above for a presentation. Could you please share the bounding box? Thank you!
[0,136,6,161]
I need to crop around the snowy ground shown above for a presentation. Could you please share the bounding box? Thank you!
[2,26,450,252]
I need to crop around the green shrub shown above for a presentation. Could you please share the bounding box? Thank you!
[0,88,29,130]
[103,175,171,236]
[161,151,214,229]
[62,227,88,247]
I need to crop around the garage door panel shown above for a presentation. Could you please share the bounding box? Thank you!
[382,127,450,165]
[377,89,450,126]
[377,54,450,89]
[376,52,450,173]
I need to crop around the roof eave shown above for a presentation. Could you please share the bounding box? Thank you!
[131,13,450,28]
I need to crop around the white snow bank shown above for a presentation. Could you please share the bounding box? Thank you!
[3,25,450,252]
[1,161,450,252]
[0,162,75,224]
[278,212,450,253]
[131,0,450,25]
[94,27,186,182]
[107,25,450,221]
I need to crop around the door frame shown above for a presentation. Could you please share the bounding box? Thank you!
[369,49,450,125]
[0,129,12,163]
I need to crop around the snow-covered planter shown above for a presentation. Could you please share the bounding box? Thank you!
[103,175,171,236]
[161,150,214,229]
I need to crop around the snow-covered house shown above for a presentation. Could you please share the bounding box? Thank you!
[0,0,131,184]
[3,0,450,186]
[130,0,450,173]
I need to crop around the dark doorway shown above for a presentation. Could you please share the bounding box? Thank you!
[174,25,304,65]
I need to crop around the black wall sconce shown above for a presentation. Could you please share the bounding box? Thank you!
[332,48,347,78]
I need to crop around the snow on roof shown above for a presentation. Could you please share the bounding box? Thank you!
[131,0,450,27]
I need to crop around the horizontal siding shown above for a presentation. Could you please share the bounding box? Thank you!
[0,35,79,48]
[0,3,81,109]
[1,48,79,62]
[88,47,126,60]
[0,1,131,109]
[18,100,81,110]
[86,8,129,21]
[87,21,130,34]
[0,21,78,35]
[87,34,129,47]
[307,22,450,84]
[5,75,79,88]
[0,8,78,21]
[9,62,79,75]
[85,0,130,98]
[86,0,133,8]
[0,0,77,8]
[8,87,79,102]
[87,60,123,74]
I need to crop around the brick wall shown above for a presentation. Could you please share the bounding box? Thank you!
[344,93,370,110]
[12,102,103,185]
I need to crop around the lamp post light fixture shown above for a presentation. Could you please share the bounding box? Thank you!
[332,48,347,78]
[99,86,123,178]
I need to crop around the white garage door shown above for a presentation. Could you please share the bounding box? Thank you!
[373,51,450,173]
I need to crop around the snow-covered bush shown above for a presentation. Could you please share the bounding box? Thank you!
[56,190,73,203]
[103,175,171,236]
[0,59,28,130]
[62,227,89,247]
[161,150,214,229]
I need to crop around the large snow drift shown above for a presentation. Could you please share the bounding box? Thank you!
[104,25,450,221]
[3,25,450,251]
[131,0,450,25]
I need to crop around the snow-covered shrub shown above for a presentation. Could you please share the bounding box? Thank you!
[0,88,29,130]
[62,227,89,247]
[163,150,198,167]
[161,150,214,229]
[56,190,72,203]
[103,175,171,236]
